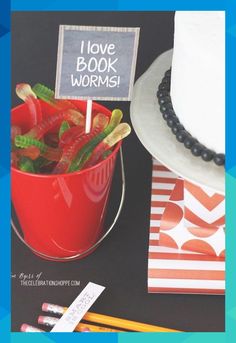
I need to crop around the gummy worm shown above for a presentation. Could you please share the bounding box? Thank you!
[59,121,70,139]
[32,83,77,111]
[52,113,109,174]
[69,109,123,172]
[58,112,108,148]
[83,123,131,169]
[59,125,85,148]
[17,146,41,160]
[25,109,84,139]
[15,135,62,161]
[16,84,43,126]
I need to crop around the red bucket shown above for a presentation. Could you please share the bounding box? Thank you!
[11,100,123,261]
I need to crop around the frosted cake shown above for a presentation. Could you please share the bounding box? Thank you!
[157,11,225,165]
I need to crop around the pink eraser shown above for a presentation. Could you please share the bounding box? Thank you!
[20,324,28,332]
[42,303,49,312]
[38,316,44,325]
[81,327,91,332]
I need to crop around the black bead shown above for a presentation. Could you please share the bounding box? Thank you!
[161,76,170,85]
[176,130,189,143]
[201,149,214,162]
[165,69,171,77]
[191,143,205,156]
[160,103,173,114]
[167,108,175,116]
[156,90,169,98]
[158,84,167,91]
[167,116,179,128]
[172,123,184,135]
[158,96,171,106]
[184,136,198,149]
[158,82,170,91]
[162,112,170,121]
[213,153,225,166]
[162,110,175,120]
[163,76,170,84]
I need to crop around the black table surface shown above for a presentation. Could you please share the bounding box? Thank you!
[11,11,224,332]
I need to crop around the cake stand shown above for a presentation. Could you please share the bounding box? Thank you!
[130,49,225,195]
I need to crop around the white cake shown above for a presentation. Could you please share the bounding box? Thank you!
[170,11,225,154]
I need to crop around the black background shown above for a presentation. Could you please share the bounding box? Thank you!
[11,11,224,332]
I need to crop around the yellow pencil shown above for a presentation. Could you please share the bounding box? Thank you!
[82,312,180,332]
[77,321,124,332]
[42,303,181,332]
[38,315,124,332]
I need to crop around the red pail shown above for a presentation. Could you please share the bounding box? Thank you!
[11,100,123,261]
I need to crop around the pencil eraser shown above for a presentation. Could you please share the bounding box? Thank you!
[42,303,49,312]
[38,316,44,325]
[81,327,91,332]
[20,324,28,332]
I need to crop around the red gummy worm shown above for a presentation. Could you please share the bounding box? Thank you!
[25,110,84,139]
[52,129,101,174]
[17,146,41,160]
[26,96,43,126]
[16,83,43,126]
[82,141,110,169]
[59,125,84,148]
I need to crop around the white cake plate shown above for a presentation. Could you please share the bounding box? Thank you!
[130,49,225,195]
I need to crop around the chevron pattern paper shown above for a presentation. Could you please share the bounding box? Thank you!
[159,178,225,257]
[148,159,225,295]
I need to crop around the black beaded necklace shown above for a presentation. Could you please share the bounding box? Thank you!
[156,69,225,166]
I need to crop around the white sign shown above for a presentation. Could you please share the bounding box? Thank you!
[51,282,105,332]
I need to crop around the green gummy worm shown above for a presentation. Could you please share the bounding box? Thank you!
[15,135,48,153]
[32,83,76,110]
[32,83,55,105]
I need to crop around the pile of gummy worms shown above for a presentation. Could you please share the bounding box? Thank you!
[11,83,131,174]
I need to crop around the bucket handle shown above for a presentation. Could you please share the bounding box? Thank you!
[11,147,125,261]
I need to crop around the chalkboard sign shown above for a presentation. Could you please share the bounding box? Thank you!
[55,25,140,101]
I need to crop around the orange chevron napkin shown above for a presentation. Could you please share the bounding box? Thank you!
[158,178,225,257]
[148,159,225,295]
